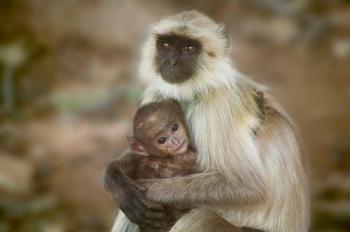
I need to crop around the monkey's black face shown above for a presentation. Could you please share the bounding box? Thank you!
[155,34,201,84]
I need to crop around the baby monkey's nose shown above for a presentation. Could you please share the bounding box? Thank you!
[171,137,180,146]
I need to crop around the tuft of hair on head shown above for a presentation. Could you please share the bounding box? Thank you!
[132,99,183,139]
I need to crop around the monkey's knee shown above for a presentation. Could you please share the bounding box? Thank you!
[169,209,240,232]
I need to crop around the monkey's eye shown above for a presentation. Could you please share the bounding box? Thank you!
[161,42,170,49]
[171,123,178,132]
[158,137,167,144]
[183,45,196,54]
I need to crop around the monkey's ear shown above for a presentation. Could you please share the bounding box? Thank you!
[217,24,230,50]
[127,136,149,156]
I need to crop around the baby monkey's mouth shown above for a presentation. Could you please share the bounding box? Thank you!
[173,139,188,154]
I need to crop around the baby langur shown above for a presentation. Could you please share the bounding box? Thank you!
[128,99,197,180]
[105,99,197,232]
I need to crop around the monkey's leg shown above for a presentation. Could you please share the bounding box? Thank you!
[169,209,241,232]
[111,211,140,232]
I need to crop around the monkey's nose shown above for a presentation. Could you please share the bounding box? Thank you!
[171,137,180,146]
[169,57,178,66]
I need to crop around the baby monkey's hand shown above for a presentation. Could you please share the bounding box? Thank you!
[104,163,168,228]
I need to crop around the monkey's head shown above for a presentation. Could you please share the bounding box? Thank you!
[128,100,191,157]
[140,11,234,99]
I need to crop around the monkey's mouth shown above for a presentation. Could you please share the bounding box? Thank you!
[174,140,188,154]
[158,61,194,84]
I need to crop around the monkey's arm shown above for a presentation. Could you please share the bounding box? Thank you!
[103,151,168,228]
[138,170,265,207]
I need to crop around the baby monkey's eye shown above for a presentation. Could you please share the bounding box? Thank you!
[171,123,178,132]
[158,137,167,144]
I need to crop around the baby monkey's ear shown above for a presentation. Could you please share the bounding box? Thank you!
[127,136,149,156]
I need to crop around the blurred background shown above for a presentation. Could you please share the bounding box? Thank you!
[0,0,349,231]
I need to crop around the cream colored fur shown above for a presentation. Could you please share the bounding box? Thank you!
[112,11,310,232]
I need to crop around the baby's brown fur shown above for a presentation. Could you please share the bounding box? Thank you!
[105,100,197,232]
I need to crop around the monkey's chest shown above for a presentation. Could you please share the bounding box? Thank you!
[134,158,194,180]
[186,101,233,167]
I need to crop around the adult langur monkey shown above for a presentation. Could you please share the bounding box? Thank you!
[110,11,310,232]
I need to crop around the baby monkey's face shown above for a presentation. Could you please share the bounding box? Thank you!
[132,100,191,157]
[147,118,189,157]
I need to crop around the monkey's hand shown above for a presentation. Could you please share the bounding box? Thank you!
[104,164,169,228]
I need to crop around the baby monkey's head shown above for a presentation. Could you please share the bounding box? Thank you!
[128,99,190,157]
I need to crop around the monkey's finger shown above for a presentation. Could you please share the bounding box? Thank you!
[138,215,169,228]
[129,184,147,193]
[127,196,164,218]
[124,208,166,228]
[141,198,164,211]
[131,190,164,210]
[130,180,150,193]
[128,199,167,221]
[136,184,147,192]
[129,198,153,215]
[139,207,169,225]
[144,210,168,221]
[144,220,169,229]
[121,205,149,225]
